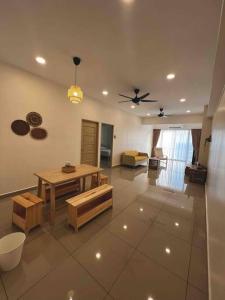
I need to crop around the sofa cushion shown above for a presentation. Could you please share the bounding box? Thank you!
[124,150,139,156]
[135,155,148,161]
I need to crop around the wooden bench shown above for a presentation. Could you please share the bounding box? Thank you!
[43,179,81,202]
[12,192,43,233]
[66,184,113,231]
[91,174,108,188]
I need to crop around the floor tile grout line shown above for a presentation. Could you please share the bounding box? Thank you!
[75,193,160,298]
[71,254,110,295]
[185,222,195,300]
[97,190,203,298]
[185,193,208,299]
[0,275,8,300]
[17,253,72,300]
[105,212,159,297]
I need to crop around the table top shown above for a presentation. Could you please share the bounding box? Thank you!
[34,164,103,184]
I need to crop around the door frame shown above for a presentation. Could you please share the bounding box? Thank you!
[81,119,99,166]
[100,122,114,168]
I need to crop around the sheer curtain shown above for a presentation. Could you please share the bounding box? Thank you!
[157,129,193,163]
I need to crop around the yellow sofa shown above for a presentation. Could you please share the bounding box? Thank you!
[121,150,149,167]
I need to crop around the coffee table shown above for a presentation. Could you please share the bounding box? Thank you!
[148,157,161,170]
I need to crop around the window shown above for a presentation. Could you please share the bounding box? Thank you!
[157,129,193,163]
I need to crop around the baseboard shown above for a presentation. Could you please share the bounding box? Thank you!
[0,185,37,199]
[205,184,211,300]
[111,164,121,168]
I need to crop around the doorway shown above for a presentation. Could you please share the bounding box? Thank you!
[81,120,99,166]
[100,123,114,168]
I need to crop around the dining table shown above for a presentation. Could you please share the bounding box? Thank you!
[34,164,103,224]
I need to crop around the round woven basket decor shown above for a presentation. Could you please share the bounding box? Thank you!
[30,128,48,140]
[26,112,42,127]
[11,120,30,136]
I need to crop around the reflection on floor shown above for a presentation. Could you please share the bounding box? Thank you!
[100,157,111,169]
[149,159,188,191]
[0,164,207,300]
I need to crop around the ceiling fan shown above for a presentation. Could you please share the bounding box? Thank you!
[158,107,168,118]
[118,88,158,105]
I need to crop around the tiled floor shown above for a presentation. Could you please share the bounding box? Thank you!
[0,161,208,300]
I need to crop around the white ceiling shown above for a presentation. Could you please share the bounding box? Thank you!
[0,0,222,116]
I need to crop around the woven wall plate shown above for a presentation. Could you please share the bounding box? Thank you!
[30,128,48,140]
[26,112,42,127]
[11,120,30,136]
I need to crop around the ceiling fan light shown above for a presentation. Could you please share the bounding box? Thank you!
[68,85,83,104]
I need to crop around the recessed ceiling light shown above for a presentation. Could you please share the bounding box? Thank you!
[174,222,179,227]
[186,110,191,113]
[102,90,108,96]
[139,207,144,212]
[180,98,186,102]
[95,252,101,260]
[122,0,134,3]
[131,105,136,109]
[148,297,154,300]
[166,73,175,80]
[123,225,128,230]
[165,247,171,254]
[35,56,46,65]
[146,113,151,116]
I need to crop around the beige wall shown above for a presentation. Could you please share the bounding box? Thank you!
[199,105,212,167]
[207,89,225,300]
[208,1,225,116]
[0,62,152,195]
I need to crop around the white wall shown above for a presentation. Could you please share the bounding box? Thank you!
[207,88,225,300]
[0,62,152,195]
[208,0,225,116]
[199,105,212,167]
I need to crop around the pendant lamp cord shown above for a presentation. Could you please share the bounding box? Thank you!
[74,65,77,85]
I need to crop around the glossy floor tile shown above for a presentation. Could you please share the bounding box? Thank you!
[0,163,208,300]
[186,284,208,300]
[155,210,193,242]
[107,211,150,247]
[74,230,134,290]
[50,217,103,253]
[1,232,69,300]
[0,279,7,300]
[110,251,187,300]
[20,257,107,300]
[138,223,191,280]
[189,246,208,293]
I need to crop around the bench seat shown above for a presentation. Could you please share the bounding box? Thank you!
[66,184,113,231]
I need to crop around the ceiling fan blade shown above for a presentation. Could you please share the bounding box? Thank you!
[119,94,133,100]
[118,100,132,103]
[138,93,150,100]
[141,99,158,102]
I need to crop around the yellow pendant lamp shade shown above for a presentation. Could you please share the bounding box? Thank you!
[68,56,83,104]
[68,85,83,104]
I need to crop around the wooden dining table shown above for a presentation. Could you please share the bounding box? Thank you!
[34,164,103,224]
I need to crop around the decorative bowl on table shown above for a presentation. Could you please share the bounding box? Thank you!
[61,162,76,173]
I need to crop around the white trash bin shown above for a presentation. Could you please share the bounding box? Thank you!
[0,232,26,271]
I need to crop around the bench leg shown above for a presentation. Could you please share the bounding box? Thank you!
[82,177,86,192]
[37,178,42,197]
[50,185,56,224]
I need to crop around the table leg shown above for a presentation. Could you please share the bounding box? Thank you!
[41,183,47,204]
[37,178,42,197]
[97,172,100,186]
[82,177,86,192]
[50,184,56,224]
